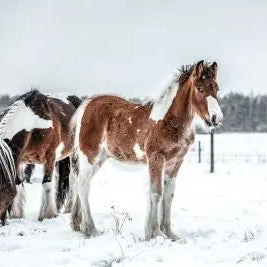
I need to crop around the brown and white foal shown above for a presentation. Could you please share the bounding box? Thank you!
[71,61,223,240]
[0,90,81,223]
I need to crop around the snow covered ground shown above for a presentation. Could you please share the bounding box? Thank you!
[1,133,267,267]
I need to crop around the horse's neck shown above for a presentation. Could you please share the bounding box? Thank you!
[165,82,194,128]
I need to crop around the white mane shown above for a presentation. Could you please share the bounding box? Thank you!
[0,100,23,137]
[149,71,180,122]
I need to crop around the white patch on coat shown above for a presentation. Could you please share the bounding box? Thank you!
[133,143,145,160]
[207,96,223,124]
[149,71,179,122]
[0,100,53,140]
[55,142,65,160]
[128,117,132,124]
[137,129,140,134]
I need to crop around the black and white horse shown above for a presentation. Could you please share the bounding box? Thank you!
[0,90,81,223]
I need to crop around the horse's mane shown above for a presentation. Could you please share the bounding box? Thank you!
[149,64,195,121]
[0,101,23,137]
[177,64,195,86]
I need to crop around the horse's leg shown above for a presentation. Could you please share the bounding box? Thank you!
[160,160,183,241]
[38,157,58,221]
[76,152,96,236]
[1,209,8,226]
[72,149,108,235]
[9,176,25,219]
[8,132,30,219]
[1,185,16,225]
[70,155,82,231]
[145,153,165,241]
[24,164,35,183]
[64,159,74,213]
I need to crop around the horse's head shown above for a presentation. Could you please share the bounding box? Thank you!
[190,60,223,128]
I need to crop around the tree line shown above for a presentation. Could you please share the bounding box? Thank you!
[219,93,267,132]
[1,92,267,132]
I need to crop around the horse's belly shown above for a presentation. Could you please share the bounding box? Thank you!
[104,139,147,163]
[21,153,46,164]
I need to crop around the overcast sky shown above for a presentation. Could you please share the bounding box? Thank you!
[0,0,267,98]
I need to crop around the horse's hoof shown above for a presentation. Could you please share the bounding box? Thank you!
[145,229,167,241]
[160,225,181,241]
[38,212,58,222]
[83,229,101,238]
[64,206,71,214]
[167,231,180,241]
[9,210,24,219]
[91,228,102,237]
[81,225,101,238]
[71,221,80,232]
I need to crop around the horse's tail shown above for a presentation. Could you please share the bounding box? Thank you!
[56,157,71,211]
[54,97,83,212]
[23,164,35,183]
[56,157,70,211]
[70,98,91,151]
[0,138,16,192]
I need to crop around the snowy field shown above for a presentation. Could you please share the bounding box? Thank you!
[1,133,267,267]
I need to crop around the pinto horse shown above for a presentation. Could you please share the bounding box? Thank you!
[0,90,81,223]
[70,60,223,240]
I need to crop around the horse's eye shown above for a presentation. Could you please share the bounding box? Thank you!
[198,87,205,93]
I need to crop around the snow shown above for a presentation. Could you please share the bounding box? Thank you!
[133,143,145,160]
[1,133,267,267]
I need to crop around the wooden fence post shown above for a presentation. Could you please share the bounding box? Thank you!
[210,130,214,173]
[198,141,201,163]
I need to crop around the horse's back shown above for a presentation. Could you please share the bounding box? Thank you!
[79,95,151,162]
[83,95,150,118]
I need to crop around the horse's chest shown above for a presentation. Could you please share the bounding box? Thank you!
[164,142,189,161]
[163,132,195,161]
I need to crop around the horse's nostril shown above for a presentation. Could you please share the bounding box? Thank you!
[211,115,216,124]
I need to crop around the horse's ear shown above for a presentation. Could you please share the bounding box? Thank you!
[211,61,218,76]
[192,60,204,79]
